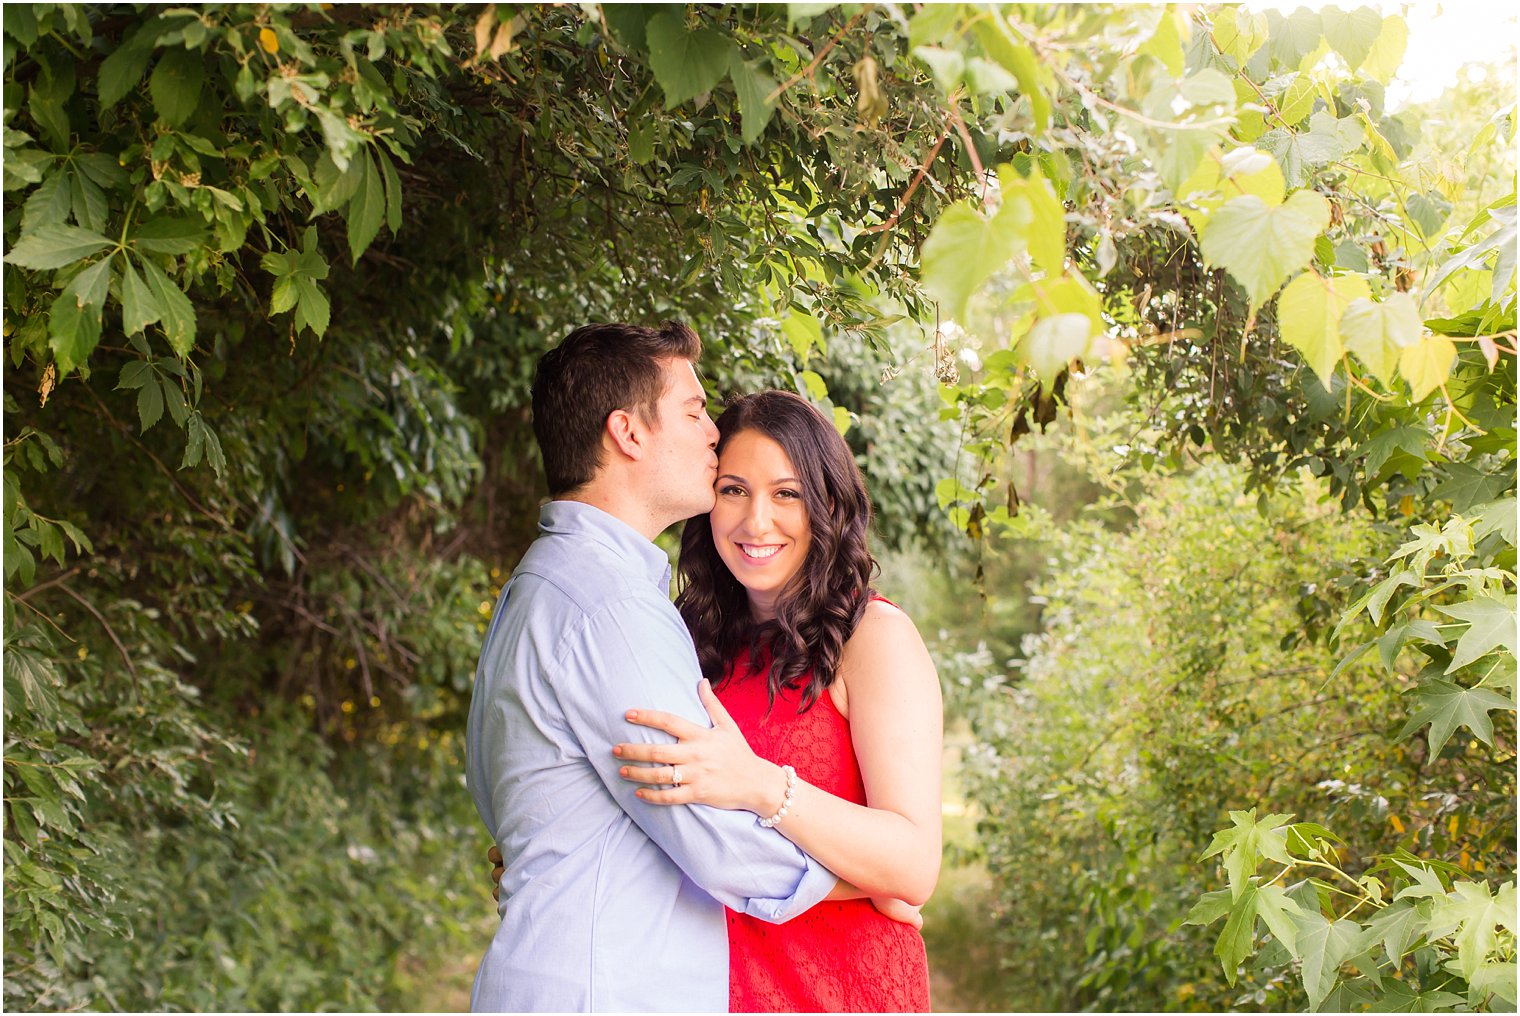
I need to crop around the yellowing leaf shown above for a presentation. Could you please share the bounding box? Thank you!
[1278,271,1370,388]
[1342,292,1422,387]
[1018,312,1092,384]
[1362,14,1408,82]
[998,165,1066,276]
[259,28,279,54]
[1200,190,1329,307]
[1399,334,1457,400]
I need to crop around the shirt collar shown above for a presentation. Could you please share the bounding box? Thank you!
[538,500,674,593]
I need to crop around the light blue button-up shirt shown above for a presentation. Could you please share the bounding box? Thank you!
[466,500,836,1013]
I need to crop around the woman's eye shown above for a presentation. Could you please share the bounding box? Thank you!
[718,485,745,496]
[776,489,800,500]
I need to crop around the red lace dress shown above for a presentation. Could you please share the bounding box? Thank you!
[717,641,931,1013]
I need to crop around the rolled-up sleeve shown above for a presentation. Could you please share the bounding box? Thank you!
[554,595,837,922]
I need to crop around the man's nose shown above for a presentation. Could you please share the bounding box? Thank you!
[702,414,719,448]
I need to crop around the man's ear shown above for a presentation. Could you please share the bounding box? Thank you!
[604,408,646,461]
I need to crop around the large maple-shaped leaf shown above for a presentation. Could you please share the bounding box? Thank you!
[1200,809,1295,899]
[1399,334,1457,400]
[1277,270,1370,387]
[1199,190,1328,307]
[1396,677,1514,754]
[1292,911,1375,1010]
[1434,595,1517,672]
[1472,498,1518,547]
[1427,880,1517,978]
[1365,898,1430,966]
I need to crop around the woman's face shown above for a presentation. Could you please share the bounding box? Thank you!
[709,428,813,621]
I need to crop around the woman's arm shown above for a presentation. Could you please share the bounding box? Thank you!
[614,601,943,905]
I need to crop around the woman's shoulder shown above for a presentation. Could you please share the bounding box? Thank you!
[843,595,930,664]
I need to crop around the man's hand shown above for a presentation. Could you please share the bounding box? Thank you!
[488,844,504,902]
[871,896,924,930]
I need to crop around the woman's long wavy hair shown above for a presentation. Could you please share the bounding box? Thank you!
[676,390,878,712]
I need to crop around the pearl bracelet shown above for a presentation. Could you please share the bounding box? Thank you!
[758,764,797,828]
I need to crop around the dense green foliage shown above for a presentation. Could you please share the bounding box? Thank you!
[3,2,1513,1011]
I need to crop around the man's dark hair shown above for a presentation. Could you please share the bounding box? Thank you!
[531,321,702,496]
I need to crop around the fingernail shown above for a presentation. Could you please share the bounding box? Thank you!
[626,710,638,720]
[612,745,622,756]
[620,767,629,777]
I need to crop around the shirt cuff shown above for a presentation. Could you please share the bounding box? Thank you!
[739,849,837,924]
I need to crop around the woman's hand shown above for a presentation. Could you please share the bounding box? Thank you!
[871,896,924,930]
[488,844,504,902]
[614,679,785,815]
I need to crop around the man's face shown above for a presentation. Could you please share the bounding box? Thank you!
[642,358,719,525]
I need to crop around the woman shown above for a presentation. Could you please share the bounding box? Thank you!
[612,390,942,1012]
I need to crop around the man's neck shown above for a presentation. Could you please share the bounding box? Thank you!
[559,482,666,542]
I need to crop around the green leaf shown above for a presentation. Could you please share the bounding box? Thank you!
[1255,884,1304,958]
[1433,595,1517,672]
[729,55,777,145]
[3,223,114,270]
[378,149,403,234]
[20,170,72,235]
[913,46,966,93]
[1469,961,1519,1009]
[920,198,1023,321]
[1276,270,1370,388]
[48,274,106,373]
[148,47,204,128]
[1292,911,1373,1010]
[970,20,1049,132]
[138,257,197,355]
[781,310,824,360]
[799,369,828,401]
[999,165,1065,276]
[1430,464,1509,514]
[1342,292,1422,387]
[1215,884,1259,983]
[136,373,164,431]
[97,26,157,110]
[1396,677,1514,755]
[831,406,852,437]
[119,257,161,336]
[1472,498,1518,547]
[346,150,385,265]
[645,12,735,107]
[294,277,331,339]
[1199,190,1329,307]
[1365,898,1428,967]
[131,217,207,255]
[1200,809,1295,899]
[1184,887,1234,927]
[115,360,154,391]
[1322,6,1383,72]
[628,121,656,165]
[1427,880,1517,979]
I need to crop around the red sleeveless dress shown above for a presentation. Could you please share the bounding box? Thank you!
[716,632,931,1012]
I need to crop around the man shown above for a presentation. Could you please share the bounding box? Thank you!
[465,321,837,1012]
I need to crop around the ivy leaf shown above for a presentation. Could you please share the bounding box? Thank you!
[645,12,735,107]
[377,150,403,234]
[921,198,1024,321]
[138,257,197,354]
[1427,881,1518,979]
[1361,14,1408,82]
[1276,270,1370,388]
[1432,595,1517,672]
[97,25,158,109]
[728,55,777,145]
[136,372,164,431]
[261,229,331,338]
[20,169,72,235]
[1199,190,1328,307]
[1398,334,1457,400]
[149,47,204,128]
[1396,677,1514,755]
[3,223,114,270]
[1342,292,1422,387]
[47,258,112,372]
[346,149,385,265]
